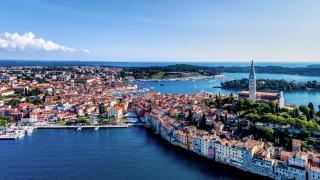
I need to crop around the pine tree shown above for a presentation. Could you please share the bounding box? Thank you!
[308,102,315,114]
[199,113,207,130]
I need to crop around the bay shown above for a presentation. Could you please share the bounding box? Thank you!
[133,73,320,108]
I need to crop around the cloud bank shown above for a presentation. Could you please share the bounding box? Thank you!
[0,32,89,54]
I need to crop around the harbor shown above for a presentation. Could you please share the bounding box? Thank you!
[0,124,133,140]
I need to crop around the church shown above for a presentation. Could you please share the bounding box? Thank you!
[238,61,285,108]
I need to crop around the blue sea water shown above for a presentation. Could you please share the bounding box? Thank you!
[133,72,320,108]
[0,128,266,180]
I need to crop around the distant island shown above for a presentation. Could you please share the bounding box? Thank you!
[215,65,320,76]
[221,78,320,91]
[120,64,320,80]
[121,64,219,80]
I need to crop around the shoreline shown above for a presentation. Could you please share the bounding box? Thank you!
[0,124,133,140]
[135,74,223,82]
[144,127,271,180]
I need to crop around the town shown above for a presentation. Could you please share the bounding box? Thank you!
[0,64,320,180]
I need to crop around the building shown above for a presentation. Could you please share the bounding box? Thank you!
[107,105,123,118]
[0,90,15,96]
[239,61,285,108]
[292,139,302,153]
[308,167,320,180]
[214,140,248,168]
[249,60,256,100]
[239,60,285,108]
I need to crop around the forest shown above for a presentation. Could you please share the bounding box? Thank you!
[221,78,320,91]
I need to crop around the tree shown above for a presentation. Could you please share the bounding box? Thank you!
[244,113,261,125]
[308,102,315,114]
[262,128,274,141]
[292,108,299,118]
[0,120,8,126]
[269,103,276,114]
[187,109,196,125]
[198,112,207,130]
[299,105,309,115]
[275,103,280,113]
[99,104,106,114]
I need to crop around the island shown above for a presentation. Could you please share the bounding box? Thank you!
[120,64,320,81]
[221,78,320,91]
[120,64,219,80]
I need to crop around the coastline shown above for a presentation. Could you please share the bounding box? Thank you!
[143,127,272,180]
[135,74,223,82]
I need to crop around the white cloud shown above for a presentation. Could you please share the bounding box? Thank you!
[0,32,89,54]
[81,49,90,54]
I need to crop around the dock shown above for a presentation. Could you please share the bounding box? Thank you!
[0,124,133,140]
[36,124,133,129]
[0,135,17,140]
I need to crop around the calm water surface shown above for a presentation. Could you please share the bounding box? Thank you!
[0,128,266,180]
[134,73,320,108]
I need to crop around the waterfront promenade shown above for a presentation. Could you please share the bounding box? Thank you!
[36,124,132,129]
[0,124,132,140]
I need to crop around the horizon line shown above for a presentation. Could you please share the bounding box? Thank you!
[1,58,320,63]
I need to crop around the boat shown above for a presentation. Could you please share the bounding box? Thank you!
[94,127,99,131]
[18,131,25,139]
[26,128,33,135]
[24,127,34,135]
[76,127,82,131]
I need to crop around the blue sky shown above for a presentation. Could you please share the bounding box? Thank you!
[0,0,320,62]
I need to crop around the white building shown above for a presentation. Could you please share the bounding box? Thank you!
[214,141,247,168]
[107,106,123,118]
[250,157,275,178]
[21,113,38,124]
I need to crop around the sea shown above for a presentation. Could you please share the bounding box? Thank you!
[0,128,268,180]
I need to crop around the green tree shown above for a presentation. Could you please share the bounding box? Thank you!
[244,113,261,125]
[308,102,315,114]
[262,128,274,141]
[198,113,207,130]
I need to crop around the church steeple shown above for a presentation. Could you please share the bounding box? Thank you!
[249,60,256,100]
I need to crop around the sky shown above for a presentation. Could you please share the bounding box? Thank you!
[0,0,320,62]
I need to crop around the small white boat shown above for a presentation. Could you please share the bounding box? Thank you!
[27,128,33,135]
[24,127,34,135]
[76,127,82,131]
[18,131,25,139]
[94,127,99,131]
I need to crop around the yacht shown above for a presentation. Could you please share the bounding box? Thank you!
[94,127,99,131]
[76,126,82,131]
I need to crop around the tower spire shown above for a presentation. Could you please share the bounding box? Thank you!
[249,60,256,100]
